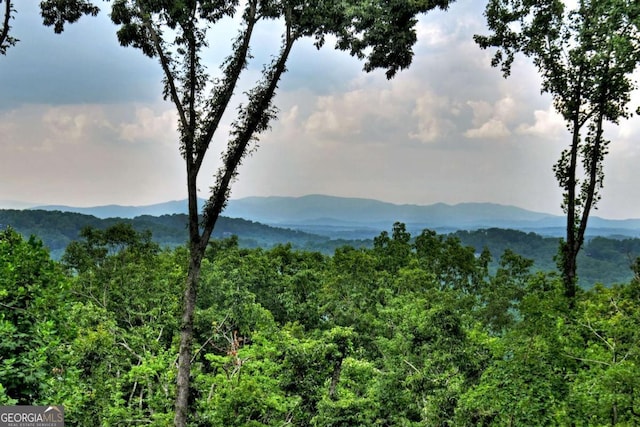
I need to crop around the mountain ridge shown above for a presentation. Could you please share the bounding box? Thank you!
[8,194,640,238]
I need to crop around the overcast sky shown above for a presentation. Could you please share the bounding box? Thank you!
[1,1,639,219]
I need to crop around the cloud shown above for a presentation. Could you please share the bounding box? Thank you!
[1,104,177,153]
[415,20,453,48]
[119,106,178,144]
[464,96,518,139]
[2,0,640,219]
[301,84,414,144]
[42,105,116,148]
[516,106,566,139]
[1,105,112,152]
[0,103,185,206]
[303,93,360,136]
[409,90,455,143]
[466,100,493,126]
[465,118,511,139]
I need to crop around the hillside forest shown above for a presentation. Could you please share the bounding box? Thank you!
[3,0,640,425]
[2,208,639,287]
[2,221,640,425]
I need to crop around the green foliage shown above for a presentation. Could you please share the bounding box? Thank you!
[311,357,378,427]
[456,228,640,287]
[476,0,640,298]
[458,276,574,426]
[39,224,184,425]
[373,292,485,426]
[194,331,300,427]
[415,229,488,293]
[0,227,68,404]
[4,209,639,287]
[564,284,640,425]
[476,249,533,334]
[4,223,640,424]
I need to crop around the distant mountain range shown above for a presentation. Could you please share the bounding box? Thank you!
[2,197,639,286]
[11,194,639,239]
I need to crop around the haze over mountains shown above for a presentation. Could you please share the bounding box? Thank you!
[6,194,639,239]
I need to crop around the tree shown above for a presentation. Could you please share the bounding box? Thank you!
[0,227,68,404]
[0,0,17,54]
[457,274,573,426]
[40,0,456,424]
[414,228,489,293]
[47,225,184,424]
[564,283,640,425]
[475,0,640,300]
[2,0,101,55]
[0,0,18,55]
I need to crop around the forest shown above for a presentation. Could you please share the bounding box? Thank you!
[3,0,640,425]
[2,208,640,287]
[2,222,640,425]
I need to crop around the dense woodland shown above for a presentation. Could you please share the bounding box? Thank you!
[2,222,640,425]
[3,0,640,424]
[2,209,638,287]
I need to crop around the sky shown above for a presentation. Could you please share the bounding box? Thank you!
[1,1,639,219]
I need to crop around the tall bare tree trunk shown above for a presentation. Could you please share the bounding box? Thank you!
[174,252,202,427]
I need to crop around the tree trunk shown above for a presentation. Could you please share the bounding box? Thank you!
[172,22,294,425]
[329,356,344,400]
[562,113,581,301]
[174,250,202,427]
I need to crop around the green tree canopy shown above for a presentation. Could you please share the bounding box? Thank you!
[0,227,68,404]
[39,2,458,423]
[476,0,640,299]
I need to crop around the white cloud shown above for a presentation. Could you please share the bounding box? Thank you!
[494,96,518,123]
[302,84,413,142]
[1,105,113,153]
[466,100,493,126]
[465,118,511,139]
[1,104,178,154]
[119,106,178,144]
[304,95,358,136]
[280,105,299,127]
[42,106,115,149]
[464,96,518,139]
[416,21,452,48]
[409,91,454,143]
[516,106,566,139]
[0,103,185,206]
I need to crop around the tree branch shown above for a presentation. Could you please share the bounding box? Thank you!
[563,352,612,367]
[139,10,188,133]
[119,340,144,363]
[577,60,611,248]
[199,22,297,249]
[0,0,10,48]
[578,319,616,353]
[193,0,259,176]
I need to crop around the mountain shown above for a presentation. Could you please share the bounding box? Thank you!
[223,195,640,238]
[223,194,556,225]
[31,199,198,219]
[29,194,640,239]
[0,200,37,209]
[0,209,365,260]
[2,208,639,287]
